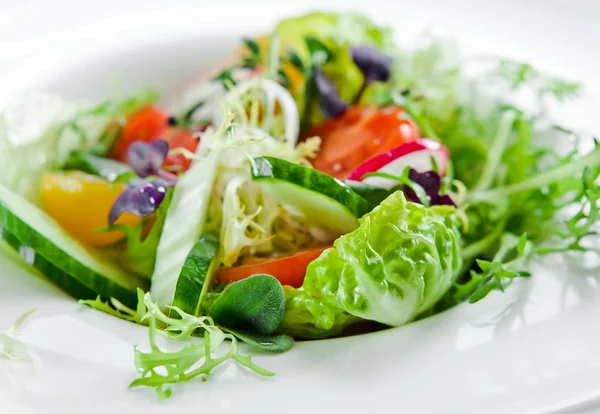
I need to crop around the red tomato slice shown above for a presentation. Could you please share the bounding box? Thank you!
[111,106,169,162]
[309,105,420,179]
[217,246,330,288]
[161,127,199,172]
[110,105,199,172]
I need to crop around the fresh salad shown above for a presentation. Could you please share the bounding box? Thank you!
[1,11,598,398]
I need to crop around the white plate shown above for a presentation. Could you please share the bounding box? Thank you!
[1,1,599,413]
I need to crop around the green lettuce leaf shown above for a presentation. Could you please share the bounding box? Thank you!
[280,191,462,338]
[279,286,361,339]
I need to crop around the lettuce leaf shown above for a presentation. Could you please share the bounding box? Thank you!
[280,191,462,338]
[279,286,360,339]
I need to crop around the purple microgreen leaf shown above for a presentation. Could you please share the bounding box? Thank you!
[128,140,169,178]
[108,179,168,225]
[156,170,179,187]
[350,45,394,83]
[405,169,456,207]
[314,70,349,119]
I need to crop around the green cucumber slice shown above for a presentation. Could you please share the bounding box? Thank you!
[251,157,374,233]
[150,152,219,307]
[0,184,146,307]
[172,233,220,315]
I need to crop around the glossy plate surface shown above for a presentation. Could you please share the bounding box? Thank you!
[0,1,599,413]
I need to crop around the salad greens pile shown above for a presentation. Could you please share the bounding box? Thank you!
[0,10,598,398]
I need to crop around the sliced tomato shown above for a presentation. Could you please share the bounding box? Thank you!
[217,246,330,288]
[309,105,420,179]
[111,106,169,162]
[110,105,200,172]
[161,127,199,172]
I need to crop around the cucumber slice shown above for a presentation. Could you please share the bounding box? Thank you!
[172,233,219,315]
[0,184,146,307]
[251,157,374,233]
[150,152,219,307]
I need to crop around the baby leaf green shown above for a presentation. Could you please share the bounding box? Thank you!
[208,274,285,335]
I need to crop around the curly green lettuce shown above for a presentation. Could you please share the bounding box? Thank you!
[280,191,462,338]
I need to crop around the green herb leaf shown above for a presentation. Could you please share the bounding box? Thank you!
[130,293,274,399]
[213,69,237,90]
[362,168,430,207]
[542,78,581,102]
[452,233,532,304]
[277,69,291,89]
[242,38,261,57]
[180,100,206,127]
[497,59,581,101]
[223,327,294,353]
[287,50,306,72]
[208,274,285,335]
[304,36,332,67]
[79,288,147,324]
[62,151,133,182]
[537,166,600,254]
[497,60,539,89]
[99,189,173,278]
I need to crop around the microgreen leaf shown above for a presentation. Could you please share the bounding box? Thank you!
[213,69,237,90]
[62,151,133,182]
[242,38,261,57]
[208,274,285,335]
[313,70,349,119]
[127,140,169,178]
[287,50,306,73]
[363,170,429,206]
[222,327,294,353]
[350,45,393,83]
[108,179,168,225]
[277,68,292,89]
[100,190,172,277]
[304,36,332,67]
[362,167,455,207]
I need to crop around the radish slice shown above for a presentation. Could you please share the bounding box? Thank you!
[347,138,450,190]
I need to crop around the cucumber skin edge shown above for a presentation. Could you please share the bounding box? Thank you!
[0,203,141,308]
[252,157,374,218]
[171,233,220,316]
